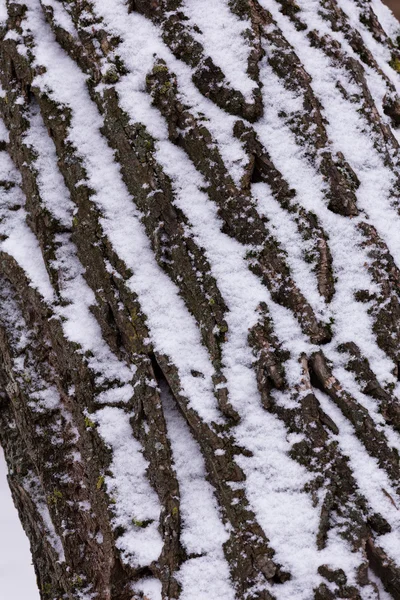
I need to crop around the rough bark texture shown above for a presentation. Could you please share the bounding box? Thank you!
[1,0,400,599]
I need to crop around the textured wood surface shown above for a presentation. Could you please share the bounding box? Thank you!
[1,1,400,599]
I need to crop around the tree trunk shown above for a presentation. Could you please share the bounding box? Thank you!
[1,0,400,598]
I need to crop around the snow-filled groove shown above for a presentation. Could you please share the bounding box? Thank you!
[160,380,235,600]
[1,0,400,598]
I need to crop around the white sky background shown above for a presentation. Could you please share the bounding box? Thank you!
[0,448,39,599]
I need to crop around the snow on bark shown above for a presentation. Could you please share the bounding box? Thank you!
[1,0,400,599]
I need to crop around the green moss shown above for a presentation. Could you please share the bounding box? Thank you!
[159,81,172,95]
[303,252,314,264]
[172,506,179,517]
[114,55,127,76]
[389,55,400,73]
[42,582,53,596]
[132,518,145,527]
[48,489,63,506]
[84,416,96,429]
[132,517,153,528]
[103,66,119,84]
[145,74,153,89]
[96,475,105,490]
[153,63,169,74]
[326,317,335,337]
[245,249,258,260]
[71,575,84,589]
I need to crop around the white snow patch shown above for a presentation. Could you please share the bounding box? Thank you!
[94,407,163,568]
[182,0,255,98]
[161,381,235,600]
[22,0,221,422]
[0,144,54,303]
[131,578,162,600]
[92,0,248,185]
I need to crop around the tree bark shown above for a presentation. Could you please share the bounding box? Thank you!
[1,0,400,599]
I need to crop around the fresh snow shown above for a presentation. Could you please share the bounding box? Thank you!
[23,0,222,424]
[161,381,235,600]
[181,0,256,98]
[131,577,162,600]
[155,134,356,599]
[94,407,163,568]
[315,388,400,566]
[0,144,55,304]
[22,104,137,393]
[93,0,249,186]
[254,39,395,386]
[1,0,400,597]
